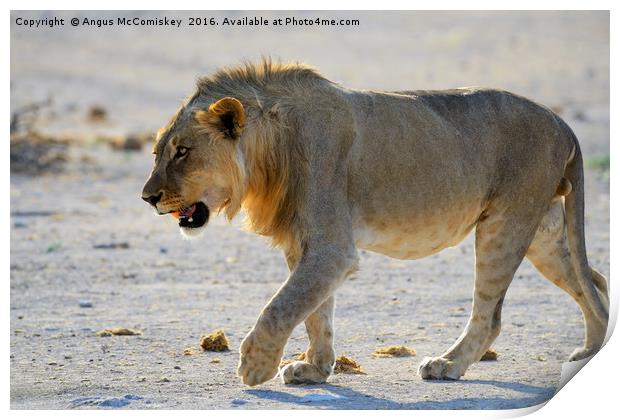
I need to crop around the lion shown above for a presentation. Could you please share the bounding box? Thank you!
[142,59,609,386]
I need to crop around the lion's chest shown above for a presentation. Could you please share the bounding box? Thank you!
[352,209,479,260]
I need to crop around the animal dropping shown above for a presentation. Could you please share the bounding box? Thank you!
[480,348,498,361]
[96,327,142,337]
[334,355,366,375]
[199,330,230,352]
[372,345,417,358]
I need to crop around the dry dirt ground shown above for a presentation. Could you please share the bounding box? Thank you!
[10,11,609,410]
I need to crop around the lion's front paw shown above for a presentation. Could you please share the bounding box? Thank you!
[280,361,330,385]
[418,356,463,380]
[237,329,282,386]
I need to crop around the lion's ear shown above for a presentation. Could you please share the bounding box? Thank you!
[195,97,245,140]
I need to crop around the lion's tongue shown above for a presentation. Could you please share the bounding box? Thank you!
[180,204,196,217]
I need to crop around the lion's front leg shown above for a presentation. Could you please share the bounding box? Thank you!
[237,248,356,386]
[280,296,336,384]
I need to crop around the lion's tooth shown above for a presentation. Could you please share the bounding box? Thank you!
[188,217,193,223]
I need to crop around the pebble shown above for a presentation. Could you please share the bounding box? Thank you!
[78,300,93,308]
[231,398,248,405]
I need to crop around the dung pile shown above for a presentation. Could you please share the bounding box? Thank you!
[334,355,366,375]
[96,327,142,337]
[480,348,498,361]
[199,330,230,352]
[372,345,417,358]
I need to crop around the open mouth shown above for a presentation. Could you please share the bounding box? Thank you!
[176,202,209,229]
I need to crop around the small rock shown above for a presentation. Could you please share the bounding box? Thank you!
[173,365,181,370]
[78,300,93,308]
[231,398,248,405]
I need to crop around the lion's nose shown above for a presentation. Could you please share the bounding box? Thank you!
[142,192,163,207]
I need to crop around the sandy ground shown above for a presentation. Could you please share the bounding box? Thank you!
[10,11,609,410]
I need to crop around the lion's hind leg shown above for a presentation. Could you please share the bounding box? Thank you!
[419,205,542,380]
[526,201,608,361]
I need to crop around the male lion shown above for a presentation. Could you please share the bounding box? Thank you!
[142,60,609,386]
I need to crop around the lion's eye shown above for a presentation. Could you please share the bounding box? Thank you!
[175,146,189,159]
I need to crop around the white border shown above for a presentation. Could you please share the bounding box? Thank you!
[4,1,617,419]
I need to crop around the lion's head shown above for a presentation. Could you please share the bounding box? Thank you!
[141,97,246,237]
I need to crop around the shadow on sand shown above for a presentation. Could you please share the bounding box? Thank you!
[244,379,555,410]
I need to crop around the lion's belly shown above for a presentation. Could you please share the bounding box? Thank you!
[352,207,480,260]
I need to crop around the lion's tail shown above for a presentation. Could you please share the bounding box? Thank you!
[563,133,609,325]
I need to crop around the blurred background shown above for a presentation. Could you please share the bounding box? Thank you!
[10,11,610,410]
[11,11,609,155]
